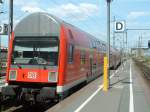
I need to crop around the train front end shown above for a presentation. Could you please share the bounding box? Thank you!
[2,13,62,103]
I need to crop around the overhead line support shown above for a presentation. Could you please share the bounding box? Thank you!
[106,0,112,89]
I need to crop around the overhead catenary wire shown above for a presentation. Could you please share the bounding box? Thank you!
[51,0,107,39]
[67,0,107,36]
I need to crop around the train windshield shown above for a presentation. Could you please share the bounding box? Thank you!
[11,37,59,66]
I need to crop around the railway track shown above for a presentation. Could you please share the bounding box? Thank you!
[134,58,150,80]
[0,99,57,112]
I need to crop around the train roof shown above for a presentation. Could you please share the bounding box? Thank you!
[14,12,63,37]
[14,13,104,41]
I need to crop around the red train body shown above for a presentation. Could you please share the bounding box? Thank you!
[2,13,121,103]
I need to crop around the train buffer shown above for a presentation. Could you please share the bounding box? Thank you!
[46,60,150,112]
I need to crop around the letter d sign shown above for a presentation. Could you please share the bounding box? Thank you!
[114,21,125,33]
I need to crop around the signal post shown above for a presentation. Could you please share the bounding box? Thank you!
[106,0,112,89]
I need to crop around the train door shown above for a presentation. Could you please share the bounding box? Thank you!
[90,57,93,77]
[86,57,93,83]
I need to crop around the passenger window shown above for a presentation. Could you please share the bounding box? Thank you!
[80,50,86,64]
[68,44,74,63]
[68,30,74,39]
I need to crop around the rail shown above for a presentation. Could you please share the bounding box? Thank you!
[134,58,150,80]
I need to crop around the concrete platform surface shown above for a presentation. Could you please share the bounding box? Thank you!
[46,60,150,112]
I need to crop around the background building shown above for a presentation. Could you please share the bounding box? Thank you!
[131,47,150,57]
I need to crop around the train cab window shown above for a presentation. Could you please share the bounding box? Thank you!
[68,44,74,63]
[11,36,59,66]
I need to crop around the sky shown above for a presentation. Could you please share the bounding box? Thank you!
[0,0,150,49]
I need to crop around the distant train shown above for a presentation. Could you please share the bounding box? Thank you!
[0,47,7,77]
[2,12,121,104]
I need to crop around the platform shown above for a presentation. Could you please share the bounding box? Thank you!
[46,60,150,112]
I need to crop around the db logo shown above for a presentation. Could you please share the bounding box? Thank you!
[27,72,37,79]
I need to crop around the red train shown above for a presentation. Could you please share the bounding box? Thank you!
[2,12,121,104]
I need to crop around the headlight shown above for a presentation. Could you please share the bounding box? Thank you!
[9,70,17,80]
[48,72,58,82]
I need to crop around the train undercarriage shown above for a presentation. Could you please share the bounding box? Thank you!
[1,84,58,106]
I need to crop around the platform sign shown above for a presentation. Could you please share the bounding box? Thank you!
[114,21,126,33]
[0,24,8,35]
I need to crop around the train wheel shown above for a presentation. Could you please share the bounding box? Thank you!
[51,96,60,103]
[0,94,3,104]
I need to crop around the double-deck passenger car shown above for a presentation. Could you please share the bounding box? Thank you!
[2,12,121,104]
